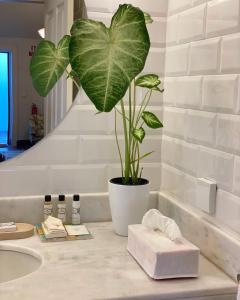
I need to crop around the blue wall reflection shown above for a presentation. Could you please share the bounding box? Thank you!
[0,52,9,145]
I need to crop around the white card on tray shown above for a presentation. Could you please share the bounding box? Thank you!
[65,225,90,236]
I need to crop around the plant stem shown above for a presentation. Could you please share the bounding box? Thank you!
[129,83,132,153]
[135,90,150,127]
[130,87,151,183]
[128,83,133,177]
[132,79,136,127]
[115,107,129,121]
[135,89,152,127]
[131,80,137,182]
[65,69,80,90]
[132,139,139,183]
[141,89,153,116]
[131,139,136,173]
[130,151,154,164]
[136,142,140,182]
[120,99,130,183]
[139,167,143,180]
[114,109,124,178]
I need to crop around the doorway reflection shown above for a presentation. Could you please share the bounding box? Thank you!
[0,51,9,146]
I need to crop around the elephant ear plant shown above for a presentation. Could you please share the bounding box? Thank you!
[30,4,163,185]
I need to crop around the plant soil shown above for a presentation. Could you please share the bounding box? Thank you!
[110,177,149,186]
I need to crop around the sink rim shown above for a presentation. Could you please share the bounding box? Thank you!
[0,243,43,285]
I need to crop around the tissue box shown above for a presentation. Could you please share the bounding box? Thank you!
[127,224,199,280]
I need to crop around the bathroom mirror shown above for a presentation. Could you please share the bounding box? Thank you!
[0,0,44,161]
[0,0,81,162]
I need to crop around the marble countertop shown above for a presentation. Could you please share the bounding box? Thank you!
[0,222,237,300]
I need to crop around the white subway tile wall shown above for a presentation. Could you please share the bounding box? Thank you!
[178,4,206,43]
[202,75,238,112]
[166,15,179,45]
[233,156,240,196]
[162,0,240,234]
[186,110,216,146]
[168,0,192,15]
[161,164,184,200]
[144,48,165,75]
[206,0,240,37]
[175,76,203,108]
[163,107,186,138]
[165,44,190,75]
[221,34,240,73]
[189,38,220,75]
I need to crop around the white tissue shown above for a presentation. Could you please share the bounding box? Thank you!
[42,216,67,239]
[44,216,65,232]
[142,209,182,242]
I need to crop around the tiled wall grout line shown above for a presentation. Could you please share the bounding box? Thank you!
[162,134,239,164]
[217,37,222,74]
[165,27,240,49]
[164,103,240,116]
[203,3,207,39]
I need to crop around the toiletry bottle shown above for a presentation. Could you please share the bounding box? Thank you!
[57,195,66,224]
[72,194,80,225]
[44,195,53,220]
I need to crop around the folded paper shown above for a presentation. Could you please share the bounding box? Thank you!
[42,216,67,239]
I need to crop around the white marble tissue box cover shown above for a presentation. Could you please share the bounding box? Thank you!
[127,224,200,280]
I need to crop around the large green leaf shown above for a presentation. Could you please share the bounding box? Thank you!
[135,74,161,89]
[132,127,145,143]
[69,4,150,112]
[30,35,70,97]
[142,111,163,129]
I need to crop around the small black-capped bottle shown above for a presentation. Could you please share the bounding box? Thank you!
[57,194,66,223]
[59,194,65,201]
[72,194,80,225]
[44,195,52,220]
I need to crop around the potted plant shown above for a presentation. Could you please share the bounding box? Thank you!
[30,4,163,236]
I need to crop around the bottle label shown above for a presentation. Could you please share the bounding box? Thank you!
[44,205,52,220]
[58,207,66,214]
[72,216,81,225]
[44,207,52,214]
[57,205,66,223]
[58,214,66,223]
[72,207,80,214]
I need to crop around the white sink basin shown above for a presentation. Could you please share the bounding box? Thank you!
[0,245,42,283]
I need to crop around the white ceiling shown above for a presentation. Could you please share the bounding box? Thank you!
[0,1,44,39]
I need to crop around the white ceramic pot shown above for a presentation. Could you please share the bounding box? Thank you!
[108,177,150,236]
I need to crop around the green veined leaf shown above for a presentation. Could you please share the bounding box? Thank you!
[132,127,145,143]
[135,74,161,89]
[69,4,150,112]
[142,111,163,129]
[30,35,70,97]
[144,12,153,24]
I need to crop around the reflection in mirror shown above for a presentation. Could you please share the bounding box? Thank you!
[0,1,44,162]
